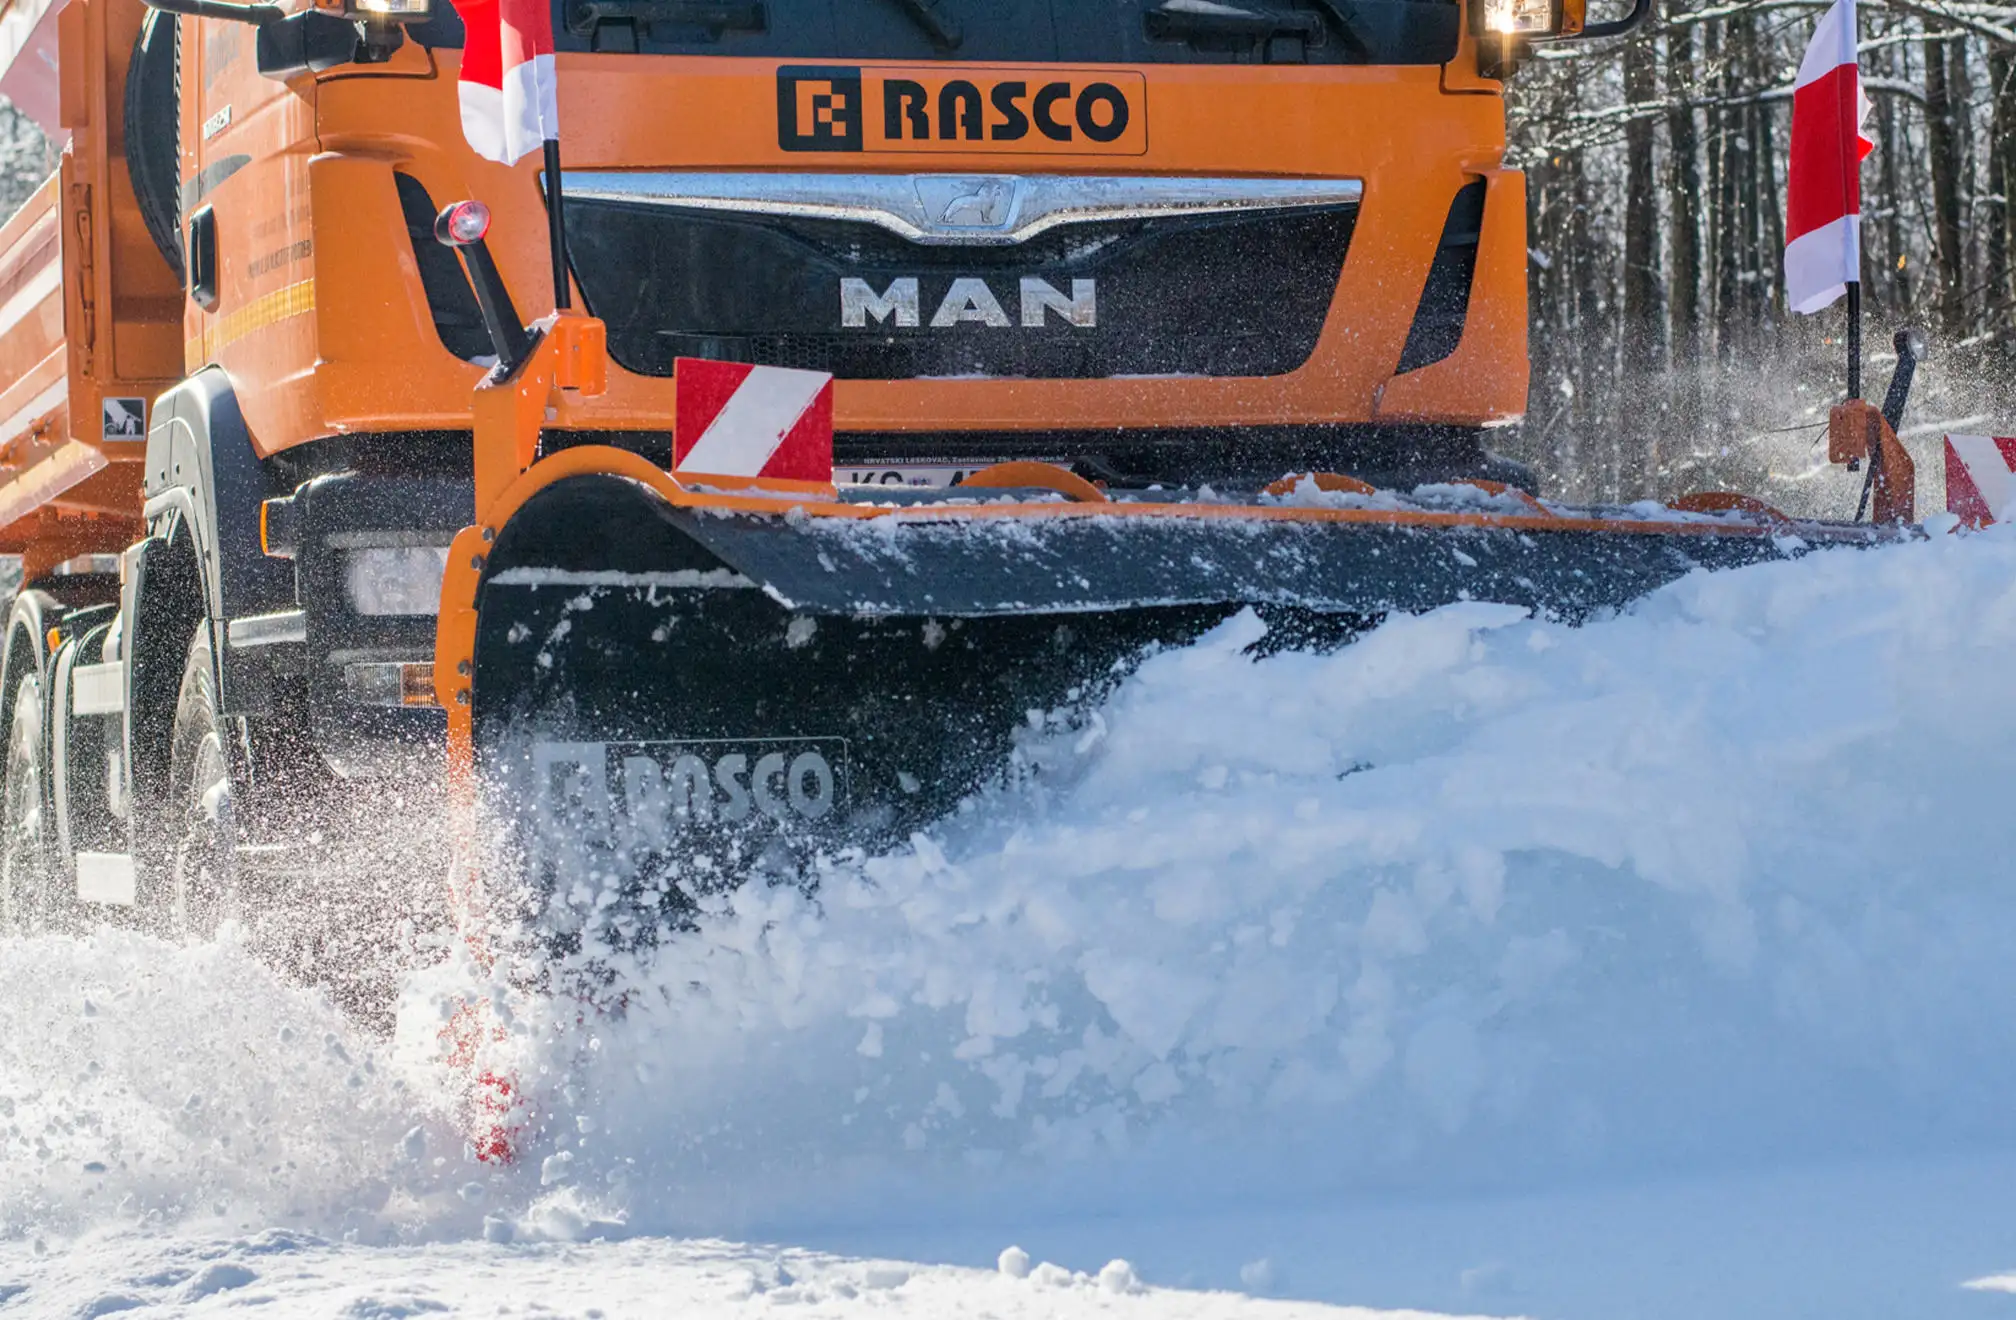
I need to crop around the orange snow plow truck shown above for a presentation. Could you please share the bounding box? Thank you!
[0,0,1918,952]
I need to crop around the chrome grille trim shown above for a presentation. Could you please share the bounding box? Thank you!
[558,172,1364,247]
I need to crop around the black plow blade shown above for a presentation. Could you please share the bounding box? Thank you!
[467,474,1822,959]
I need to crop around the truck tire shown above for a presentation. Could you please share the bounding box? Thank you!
[166,625,238,937]
[0,670,49,929]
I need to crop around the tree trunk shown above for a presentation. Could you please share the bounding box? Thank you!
[1663,3,1705,470]
[1924,19,1964,325]
[1949,34,1977,332]
[1623,30,1663,375]
[1991,50,2016,321]
[1666,7,1703,355]
[1751,36,1785,316]
[1740,111,1765,328]
[1569,158,1611,495]
[1712,18,1742,362]
[1877,50,1911,313]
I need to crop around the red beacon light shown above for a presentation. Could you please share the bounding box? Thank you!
[434,199,492,248]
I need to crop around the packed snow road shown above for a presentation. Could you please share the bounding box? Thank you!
[7,526,2016,1318]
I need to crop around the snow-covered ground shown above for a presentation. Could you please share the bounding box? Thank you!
[8,526,2016,1318]
[12,1229,1502,1320]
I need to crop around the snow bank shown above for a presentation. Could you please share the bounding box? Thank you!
[455,525,2016,1236]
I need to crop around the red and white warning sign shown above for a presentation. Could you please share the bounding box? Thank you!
[673,357,834,484]
[1945,434,2016,528]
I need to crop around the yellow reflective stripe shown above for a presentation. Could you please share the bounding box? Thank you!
[185,278,316,363]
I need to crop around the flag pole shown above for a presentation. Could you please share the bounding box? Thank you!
[543,138,571,312]
[1844,0,1861,401]
[1846,280,1861,399]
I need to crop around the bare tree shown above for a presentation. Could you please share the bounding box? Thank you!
[1924,19,1966,324]
[1623,32,1665,369]
[1667,4,1706,355]
[1988,49,2015,320]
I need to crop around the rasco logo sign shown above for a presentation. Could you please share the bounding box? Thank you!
[532,738,848,851]
[778,65,1147,156]
[779,65,866,151]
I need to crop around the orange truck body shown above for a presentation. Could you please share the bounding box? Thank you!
[6,0,1891,940]
[250,51,1526,446]
[0,0,1528,584]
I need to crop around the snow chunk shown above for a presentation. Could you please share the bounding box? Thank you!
[183,1263,258,1299]
[1238,1258,1278,1293]
[1030,1262,1076,1288]
[860,1263,910,1290]
[1098,1259,1142,1293]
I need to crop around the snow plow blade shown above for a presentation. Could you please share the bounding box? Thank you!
[451,457,1894,958]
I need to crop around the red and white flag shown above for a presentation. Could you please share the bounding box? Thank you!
[1784,0,1874,314]
[451,0,559,165]
[674,358,835,484]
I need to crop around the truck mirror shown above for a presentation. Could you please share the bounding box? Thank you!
[255,10,372,79]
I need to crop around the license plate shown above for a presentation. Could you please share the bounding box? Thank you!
[839,465,992,489]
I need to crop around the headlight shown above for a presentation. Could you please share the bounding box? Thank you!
[1478,0,1557,35]
[345,662,440,708]
[344,546,451,617]
[347,0,433,21]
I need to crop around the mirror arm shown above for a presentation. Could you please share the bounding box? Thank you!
[143,0,286,26]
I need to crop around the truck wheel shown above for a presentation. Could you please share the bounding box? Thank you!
[0,671,49,929]
[167,627,239,937]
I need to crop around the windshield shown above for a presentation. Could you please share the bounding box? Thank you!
[412,0,1459,67]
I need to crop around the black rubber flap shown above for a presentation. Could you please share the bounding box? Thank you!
[666,506,1800,619]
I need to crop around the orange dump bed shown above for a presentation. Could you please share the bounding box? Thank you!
[0,0,176,574]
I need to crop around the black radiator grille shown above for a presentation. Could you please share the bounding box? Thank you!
[565,200,1356,381]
